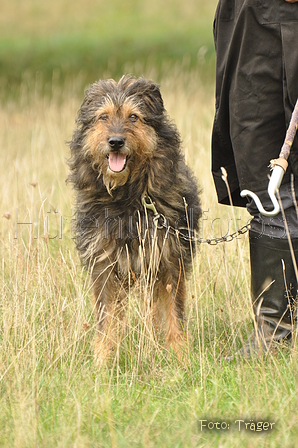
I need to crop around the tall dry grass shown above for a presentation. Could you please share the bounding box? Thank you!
[1,69,297,447]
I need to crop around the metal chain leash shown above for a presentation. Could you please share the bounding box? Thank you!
[158,217,251,245]
[142,194,251,246]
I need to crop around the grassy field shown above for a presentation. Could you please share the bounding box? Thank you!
[1,66,298,448]
[1,1,298,447]
[0,0,216,97]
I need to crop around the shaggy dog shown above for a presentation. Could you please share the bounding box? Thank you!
[67,75,201,363]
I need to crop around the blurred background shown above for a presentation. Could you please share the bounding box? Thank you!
[0,0,217,98]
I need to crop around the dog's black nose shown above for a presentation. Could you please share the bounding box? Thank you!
[108,137,125,151]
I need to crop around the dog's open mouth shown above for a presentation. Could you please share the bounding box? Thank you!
[107,152,127,172]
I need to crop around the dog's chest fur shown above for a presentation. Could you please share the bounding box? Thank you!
[104,217,164,281]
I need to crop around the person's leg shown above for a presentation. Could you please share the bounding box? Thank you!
[234,182,298,358]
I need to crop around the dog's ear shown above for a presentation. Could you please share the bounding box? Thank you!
[123,77,165,117]
[144,80,164,112]
[78,79,117,125]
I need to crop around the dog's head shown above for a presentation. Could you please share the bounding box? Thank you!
[71,75,173,195]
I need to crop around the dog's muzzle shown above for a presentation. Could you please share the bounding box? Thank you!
[107,137,127,172]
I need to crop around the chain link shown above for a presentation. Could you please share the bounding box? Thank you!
[157,217,251,245]
[142,193,251,245]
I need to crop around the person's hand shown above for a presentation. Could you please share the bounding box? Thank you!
[285,0,298,3]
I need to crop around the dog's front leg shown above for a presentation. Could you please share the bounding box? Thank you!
[155,273,188,360]
[92,266,126,365]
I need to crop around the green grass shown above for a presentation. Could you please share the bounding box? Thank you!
[0,0,217,97]
[1,68,298,447]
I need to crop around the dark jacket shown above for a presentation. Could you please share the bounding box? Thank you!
[212,0,298,206]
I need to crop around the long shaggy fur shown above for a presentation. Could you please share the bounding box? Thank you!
[67,75,201,363]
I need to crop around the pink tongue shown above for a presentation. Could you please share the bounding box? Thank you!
[108,153,127,172]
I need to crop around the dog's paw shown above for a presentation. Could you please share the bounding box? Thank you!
[94,335,116,368]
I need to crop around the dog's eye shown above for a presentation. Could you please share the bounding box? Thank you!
[129,114,138,123]
[99,114,109,121]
